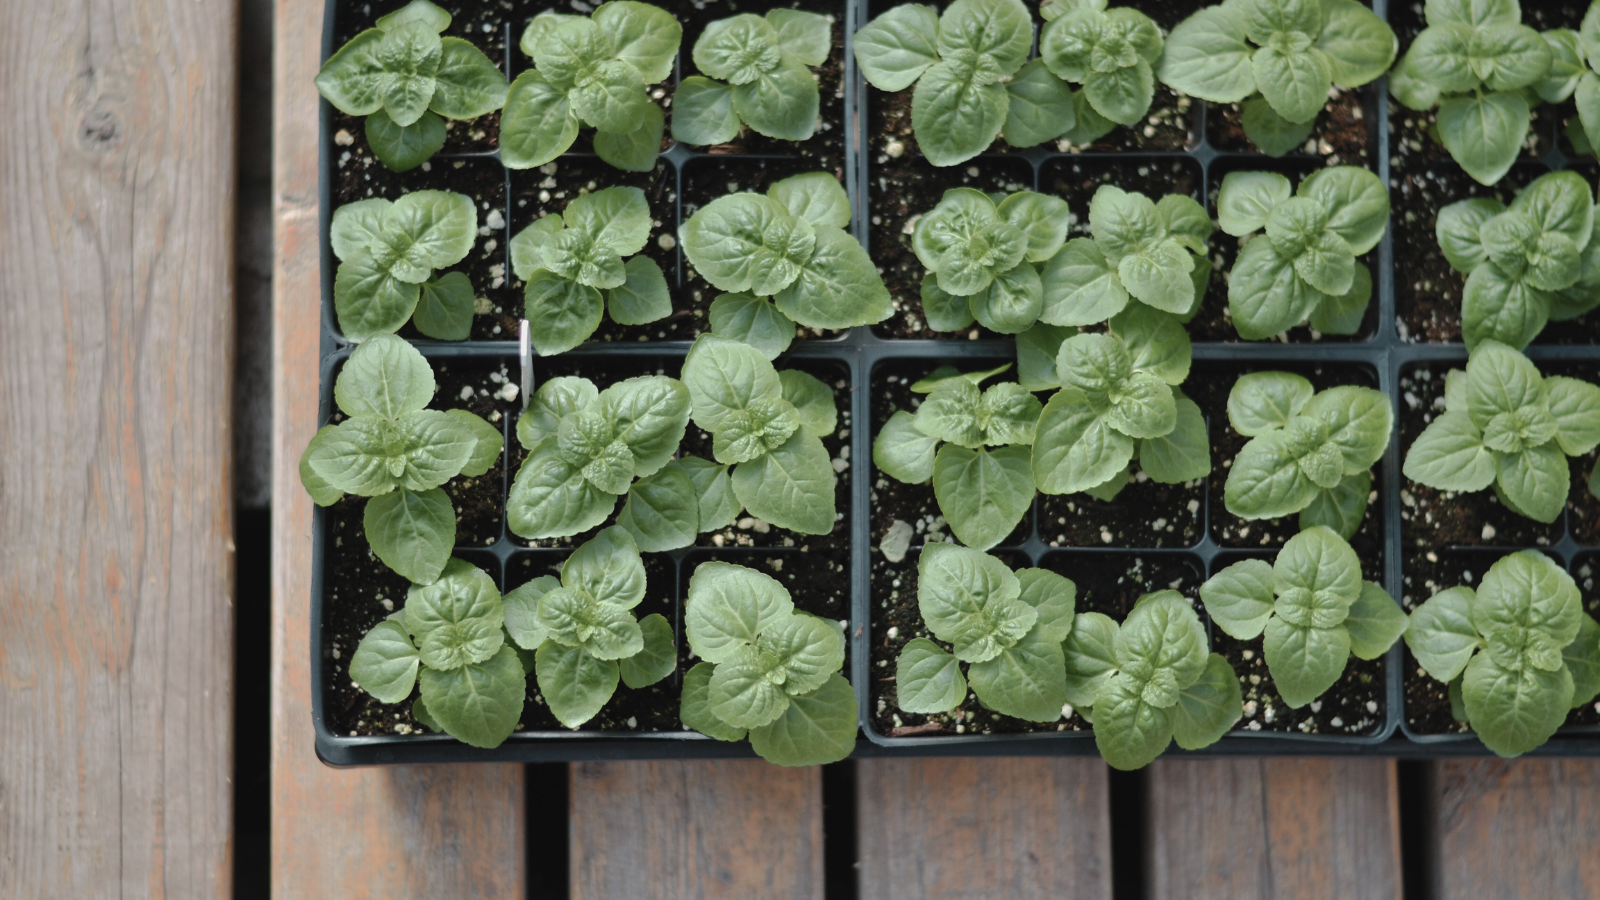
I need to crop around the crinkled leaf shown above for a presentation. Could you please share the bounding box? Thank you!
[1462,651,1573,757]
[853,3,941,91]
[732,430,836,534]
[934,444,1034,550]
[732,56,821,141]
[1263,618,1351,709]
[748,673,857,766]
[506,442,618,539]
[684,561,794,663]
[616,462,699,552]
[680,661,748,741]
[620,613,677,689]
[775,225,894,329]
[895,639,967,714]
[317,29,391,115]
[1201,558,1276,641]
[708,656,792,728]
[1171,653,1244,750]
[682,334,782,432]
[351,621,421,703]
[1344,580,1407,661]
[535,640,620,729]
[365,487,455,584]
[761,613,846,696]
[1302,385,1393,474]
[916,540,1025,653]
[1437,92,1529,187]
[500,70,579,169]
[874,410,940,483]
[936,0,1032,71]
[968,628,1069,722]
[420,645,525,747]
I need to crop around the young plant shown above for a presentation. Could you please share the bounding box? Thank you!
[1036,2,1164,139]
[1547,11,1600,156]
[1403,340,1600,524]
[1061,590,1243,770]
[1433,171,1600,351]
[1216,167,1390,340]
[1200,526,1406,709]
[500,527,676,728]
[681,172,891,332]
[510,186,671,356]
[893,544,1075,722]
[506,373,691,540]
[316,0,509,170]
[1159,0,1395,156]
[852,0,1046,166]
[499,3,682,172]
[672,10,831,145]
[914,189,1070,334]
[330,191,478,342]
[681,336,840,535]
[679,561,857,766]
[1222,372,1391,536]
[349,558,525,748]
[300,335,502,584]
[1405,550,1600,757]
[1038,185,1213,327]
[873,365,1041,551]
[1031,310,1211,502]
[1388,0,1551,184]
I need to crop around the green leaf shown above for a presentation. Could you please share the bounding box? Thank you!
[430,37,508,120]
[1577,73,1600,161]
[606,256,672,326]
[748,673,858,766]
[507,443,618,539]
[1228,371,1313,437]
[557,527,643,610]
[1171,653,1244,750]
[1302,386,1393,475]
[1241,97,1315,157]
[1404,410,1494,492]
[1437,92,1529,187]
[936,0,1032,71]
[1508,170,1594,249]
[1016,568,1077,643]
[570,62,653,135]
[1201,558,1276,641]
[538,585,643,660]
[599,375,691,479]
[1461,264,1550,351]
[768,173,852,231]
[317,29,390,116]
[304,418,397,496]
[1263,618,1351,709]
[708,655,792,728]
[1217,171,1293,237]
[1475,551,1583,648]
[1225,428,1320,520]
[672,76,741,145]
[1544,376,1600,456]
[1274,525,1362,610]
[502,575,558,651]
[393,409,479,490]
[684,561,794,663]
[774,225,893,329]
[968,628,1069,721]
[1039,238,1129,326]
[535,640,619,729]
[563,187,652,258]
[918,274,976,332]
[1301,166,1390,256]
[1495,442,1569,524]
[419,616,505,670]
[518,376,598,451]
[1032,392,1135,495]
[334,333,435,420]
[444,410,502,479]
[1309,261,1372,335]
[1061,610,1119,708]
[594,0,682,83]
[732,430,836,534]
[616,613,675,690]
[1093,672,1175,770]
[1436,198,1504,273]
[732,56,821,141]
[1105,373,1175,440]
[1252,45,1332,124]
[933,444,1034,550]
[1462,651,1574,757]
[524,270,604,356]
[1110,306,1191,386]
[365,487,455,584]
[1316,0,1397,87]
[1114,591,1208,691]
[762,613,847,696]
[994,192,1070,265]
[404,558,503,644]
[873,410,940,483]
[911,59,1009,167]
[853,3,941,91]
[680,661,749,741]
[916,542,1025,657]
[616,462,699,552]
[1563,614,1600,709]
[335,254,422,341]
[419,645,525,747]
[1343,580,1407,661]
[1082,60,1154,126]
[705,294,793,360]
[766,9,830,67]
[500,70,580,169]
[1139,396,1210,484]
[780,370,837,438]
[1003,59,1076,148]
[1406,585,1481,683]
[1156,6,1255,103]
[593,102,664,173]
[412,271,475,340]
[351,620,422,703]
[298,428,347,507]
[376,24,441,126]
[695,13,780,83]
[895,639,967,714]
[377,0,451,33]
[681,194,792,294]
[1228,238,1323,339]
[330,198,394,262]
[1465,340,1544,430]
[967,263,1043,334]
[381,189,478,274]
[682,334,782,432]
[1298,468,1371,540]
[1016,323,1073,391]
[364,108,447,172]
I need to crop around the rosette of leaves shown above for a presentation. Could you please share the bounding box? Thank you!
[315,0,509,171]
[500,3,682,172]
[680,336,840,535]
[853,0,1055,165]
[1061,590,1243,770]
[510,186,671,356]
[1548,9,1600,156]
[872,366,1041,551]
[1403,340,1600,524]
[1387,0,1551,185]
[1216,167,1389,340]
[1432,171,1600,351]
[330,191,478,342]
[894,544,1075,722]
[1031,315,1211,503]
[672,10,831,145]
[1404,550,1600,757]
[680,172,892,332]
[679,562,857,766]
[505,372,691,540]
[497,527,676,728]
[913,189,1070,334]
[348,559,525,748]
[1036,1,1164,141]
[299,336,502,584]
[1038,186,1214,327]
[1222,372,1391,535]
[1200,526,1406,709]
[1158,0,1395,157]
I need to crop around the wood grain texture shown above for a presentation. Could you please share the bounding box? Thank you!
[269,0,525,896]
[856,758,1112,900]
[570,760,824,900]
[1147,759,1401,900]
[0,0,238,894]
[1436,759,1600,898]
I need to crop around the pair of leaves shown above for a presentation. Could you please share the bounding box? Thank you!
[300,336,502,584]
[1061,590,1243,770]
[501,2,682,171]
[681,172,890,330]
[1389,0,1551,184]
[1218,167,1388,339]
[914,189,1069,332]
[1039,186,1213,325]
[331,191,479,342]
[1433,171,1600,350]
[679,563,857,765]
[1038,3,1162,128]
[317,0,510,170]
[674,10,830,144]
[1201,526,1406,708]
[680,336,839,535]
[510,186,672,355]
[1223,371,1391,528]
[1403,340,1600,524]
[1406,550,1600,757]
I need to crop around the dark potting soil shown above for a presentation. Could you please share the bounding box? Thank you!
[431,358,514,545]
[1206,87,1374,162]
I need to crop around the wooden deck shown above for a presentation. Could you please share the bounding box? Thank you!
[5,0,1600,896]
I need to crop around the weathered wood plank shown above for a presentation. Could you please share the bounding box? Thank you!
[0,0,238,894]
[856,758,1112,900]
[570,761,824,900]
[269,0,526,896]
[1435,759,1600,898]
[1147,759,1401,900]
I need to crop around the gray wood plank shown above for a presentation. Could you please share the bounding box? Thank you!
[1147,758,1401,900]
[0,0,238,894]
[570,760,824,900]
[1436,759,1600,898]
[856,757,1112,900]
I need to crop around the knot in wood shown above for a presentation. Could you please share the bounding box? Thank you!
[78,107,121,151]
